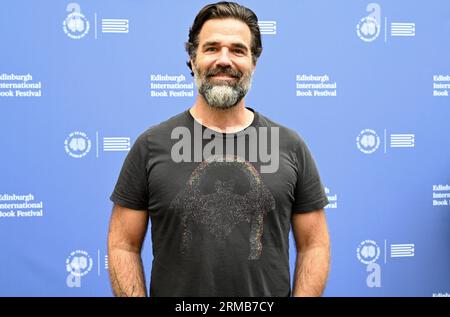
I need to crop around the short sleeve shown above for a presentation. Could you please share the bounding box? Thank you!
[292,136,329,213]
[109,132,150,211]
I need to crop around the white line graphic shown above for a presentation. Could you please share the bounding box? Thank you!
[102,19,129,33]
[103,137,131,151]
[391,22,415,37]
[390,243,415,257]
[390,134,415,148]
[258,21,277,35]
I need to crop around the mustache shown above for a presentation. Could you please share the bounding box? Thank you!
[205,66,243,79]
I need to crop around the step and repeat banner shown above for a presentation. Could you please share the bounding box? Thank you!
[0,0,449,296]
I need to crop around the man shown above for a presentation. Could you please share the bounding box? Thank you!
[108,1,330,297]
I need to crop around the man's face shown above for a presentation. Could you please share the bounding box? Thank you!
[192,18,255,109]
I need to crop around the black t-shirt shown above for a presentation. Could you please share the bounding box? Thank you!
[110,107,329,297]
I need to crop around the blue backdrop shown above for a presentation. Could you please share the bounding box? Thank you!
[0,0,449,296]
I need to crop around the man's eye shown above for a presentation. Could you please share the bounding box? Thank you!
[206,47,216,52]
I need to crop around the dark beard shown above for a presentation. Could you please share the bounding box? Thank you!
[195,66,251,109]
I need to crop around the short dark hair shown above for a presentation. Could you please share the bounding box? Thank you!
[185,1,263,76]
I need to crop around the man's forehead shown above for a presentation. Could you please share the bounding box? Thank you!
[198,18,252,47]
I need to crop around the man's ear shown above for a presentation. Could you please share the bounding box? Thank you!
[186,58,195,77]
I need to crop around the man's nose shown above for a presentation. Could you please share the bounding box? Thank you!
[215,47,233,67]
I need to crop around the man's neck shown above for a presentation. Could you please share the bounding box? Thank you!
[189,96,254,133]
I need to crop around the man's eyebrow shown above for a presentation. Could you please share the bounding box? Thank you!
[201,41,219,48]
[231,42,249,51]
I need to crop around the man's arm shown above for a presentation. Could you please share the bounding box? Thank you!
[291,208,330,297]
[107,203,149,297]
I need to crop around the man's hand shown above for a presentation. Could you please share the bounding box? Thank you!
[291,208,330,297]
[107,203,149,297]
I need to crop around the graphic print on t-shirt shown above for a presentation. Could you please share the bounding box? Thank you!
[169,154,275,260]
